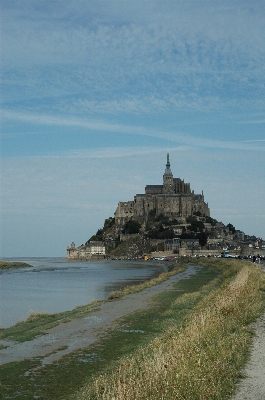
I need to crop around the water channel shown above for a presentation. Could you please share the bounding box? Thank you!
[0,257,168,328]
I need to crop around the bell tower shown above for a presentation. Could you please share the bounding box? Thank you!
[163,153,174,194]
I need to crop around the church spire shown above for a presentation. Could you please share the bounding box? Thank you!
[164,153,172,175]
[163,153,174,193]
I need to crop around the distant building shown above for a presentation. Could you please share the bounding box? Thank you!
[67,241,105,259]
[165,238,181,253]
[235,230,245,241]
[115,154,210,232]
[164,238,200,254]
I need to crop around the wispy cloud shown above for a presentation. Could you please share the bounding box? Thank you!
[2,110,265,153]
[1,1,265,115]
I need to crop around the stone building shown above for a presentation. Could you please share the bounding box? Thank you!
[67,241,106,259]
[115,154,210,231]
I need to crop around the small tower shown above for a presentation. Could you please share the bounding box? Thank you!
[163,153,174,194]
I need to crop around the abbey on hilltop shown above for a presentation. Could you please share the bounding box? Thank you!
[67,154,265,260]
[67,154,211,259]
[114,153,210,230]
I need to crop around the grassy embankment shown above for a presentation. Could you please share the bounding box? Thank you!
[0,258,264,399]
[75,258,265,400]
[0,261,33,270]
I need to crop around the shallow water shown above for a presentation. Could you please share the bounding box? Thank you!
[0,257,167,328]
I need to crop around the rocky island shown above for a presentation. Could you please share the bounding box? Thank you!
[67,154,264,260]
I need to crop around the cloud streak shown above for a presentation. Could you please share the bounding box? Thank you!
[2,110,265,153]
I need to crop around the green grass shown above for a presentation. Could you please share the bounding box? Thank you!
[76,259,265,400]
[0,301,103,343]
[0,263,221,399]
[0,261,33,269]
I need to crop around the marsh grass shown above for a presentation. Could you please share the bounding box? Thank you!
[75,259,265,400]
[0,301,103,342]
[24,310,49,322]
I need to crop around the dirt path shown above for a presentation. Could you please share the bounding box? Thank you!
[0,264,198,366]
[231,312,265,400]
[231,263,265,400]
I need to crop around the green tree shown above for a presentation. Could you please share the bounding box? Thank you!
[86,228,104,244]
[187,219,205,233]
[154,214,170,225]
[196,232,208,246]
[103,217,115,230]
[227,223,236,234]
[123,220,141,234]
[186,216,194,224]
[205,216,218,226]
[193,211,202,216]
[147,225,174,239]
[180,232,195,240]
[148,209,156,219]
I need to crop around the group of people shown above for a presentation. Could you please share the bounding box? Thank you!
[253,254,261,263]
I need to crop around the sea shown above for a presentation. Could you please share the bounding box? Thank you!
[0,257,168,328]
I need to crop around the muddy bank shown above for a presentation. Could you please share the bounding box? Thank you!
[0,264,199,366]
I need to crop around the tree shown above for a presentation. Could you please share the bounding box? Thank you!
[196,232,208,247]
[148,209,156,219]
[85,228,104,244]
[147,225,174,239]
[154,214,170,225]
[227,223,236,234]
[187,219,205,233]
[205,216,218,226]
[194,211,202,216]
[180,232,195,240]
[103,217,115,230]
[123,220,141,234]
[186,216,194,224]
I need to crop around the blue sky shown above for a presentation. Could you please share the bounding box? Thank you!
[1,0,265,257]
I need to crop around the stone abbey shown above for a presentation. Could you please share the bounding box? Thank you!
[114,154,210,230]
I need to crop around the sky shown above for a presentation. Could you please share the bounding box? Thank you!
[1,0,265,257]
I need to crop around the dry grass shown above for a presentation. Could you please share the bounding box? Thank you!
[23,310,49,322]
[75,261,265,400]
